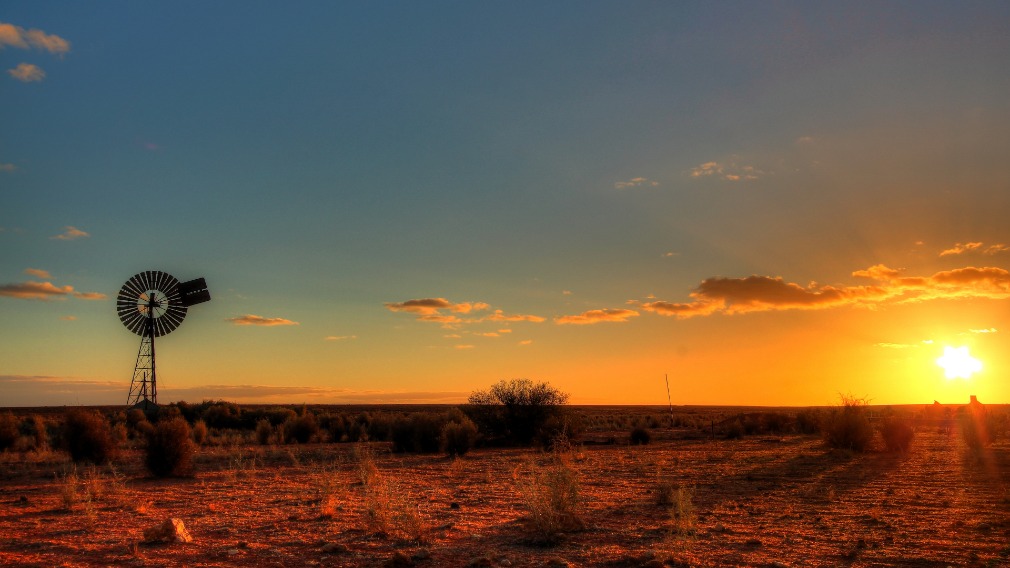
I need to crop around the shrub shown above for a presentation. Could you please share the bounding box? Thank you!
[145,418,195,477]
[879,417,914,453]
[255,419,273,445]
[795,409,822,435]
[284,410,319,444]
[391,412,445,453]
[516,453,584,543]
[630,427,651,445]
[465,378,569,446]
[62,410,118,464]
[441,416,478,456]
[192,420,208,445]
[960,408,1001,452]
[0,412,19,451]
[822,396,873,452]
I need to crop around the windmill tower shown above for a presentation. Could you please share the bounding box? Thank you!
[116,271,210,410]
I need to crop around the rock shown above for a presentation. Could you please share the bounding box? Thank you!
[467,556,493,567]
[744,538,762,547]
[412,549,431,561]
[142,518,193,544]
[450,502,461,509]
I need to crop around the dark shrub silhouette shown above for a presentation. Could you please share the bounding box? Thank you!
[630,427,651,445]
[146,417,195,477]
[63,410,117,464]
[284,408,319,444]
[465,378,569,446]
[822,396,873,452]
[441,415,478,456]
[879,416,914,452]
[192,420,208,445]
[0,412,18,451]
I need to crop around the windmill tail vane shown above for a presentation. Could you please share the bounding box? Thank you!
[117,271,210,409]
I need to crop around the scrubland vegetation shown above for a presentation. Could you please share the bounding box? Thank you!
[2,383,1010,566]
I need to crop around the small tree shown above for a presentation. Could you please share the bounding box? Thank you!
[465,378,569,446]
[62,410,118,464]
[146,417,195,477]
[0,412,19,451]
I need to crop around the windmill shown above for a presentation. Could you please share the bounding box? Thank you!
[117,271,210,410]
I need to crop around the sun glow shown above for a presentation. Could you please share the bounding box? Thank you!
[936,346,982,380]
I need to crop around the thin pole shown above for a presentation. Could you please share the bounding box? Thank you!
[665,373,673,422]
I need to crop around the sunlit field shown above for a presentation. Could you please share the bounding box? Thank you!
[2,401,1009,567]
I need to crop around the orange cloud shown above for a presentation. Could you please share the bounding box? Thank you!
[940,242,1010,256]
[384,298,488,316]
[0,280,105,301]
[555,308,640,325]
[689,160,763,181]
[324,335,357,341]
[642,264,1010,320]
[0,22,70,53]
[50,226,89,240]
[8,62,44,82]
[24,268,51,279]
[485,309,546,323]
[226,314,299,326]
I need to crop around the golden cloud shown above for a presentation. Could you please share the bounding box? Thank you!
[24,268,51,279]
[485,309,546,323]
[226,314,299,326]
[0,22,70,53]
[555,308,640,325]
[0,280,105,301]
[940,241,1010,256]
[8,62,44,82]
[614,177,659,189]
[641,264,1010,319]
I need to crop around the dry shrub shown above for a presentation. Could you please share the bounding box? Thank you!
[663,485,696,539]
[441,415,478,456]
[879,416,914,453]
[145,418,195,477]
[0,412,19,451]
[630,427,651,445]
[516,453,584,543]
[353,442,379,486]
[191,420,208,445]
[255,419,273,445]
[63,410,118,464]
[960,409,1000,452]
[822,396,873,452]
[284,408,319,444]
[363,478,428,542]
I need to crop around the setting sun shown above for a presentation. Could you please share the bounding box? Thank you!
[936,346,983,380]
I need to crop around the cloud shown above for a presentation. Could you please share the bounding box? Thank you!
[0,375,127,406]
[555,308,640,325]
[454,344,475,349]
[639,264,1010,320]
[0,22,71,54]
[614,177,659,189]
[24,268,51,279]
[0,280,105,301]
[226,314,299,326]
[60,315,77,321]
[688,160,764,181]
[0,163,16,172]
[970,328,997,334]
[940,242,1010,256]
[8,62,44,82]
[485,309,546,323]
[324,335,357,341]
[50,226,89,240]
[384,298,489,316]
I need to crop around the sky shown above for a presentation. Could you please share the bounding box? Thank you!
[3,2,1010,407]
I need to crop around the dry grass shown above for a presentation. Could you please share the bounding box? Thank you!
[515,451,585,543]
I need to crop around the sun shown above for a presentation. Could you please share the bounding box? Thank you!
[936,346,982,379]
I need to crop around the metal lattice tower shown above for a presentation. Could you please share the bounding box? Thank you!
[117,271,210,409]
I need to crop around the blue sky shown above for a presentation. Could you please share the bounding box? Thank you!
[3,2,1010,406]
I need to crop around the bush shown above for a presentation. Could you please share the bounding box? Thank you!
[630,427,651,445]
[960,408,1001,452]
[516,453,584,543]
[0,412,19,451]
[284,409,319,444]
[145,418,195,477]
[192,420,208,445]
[391,412,445,453]
[879,417,914,452]
[255,419,273,445]
[822,396,874,452]
[441,416,478,456]
[465,378,569,446]
[62,410,118,464]
[795,409,822,435]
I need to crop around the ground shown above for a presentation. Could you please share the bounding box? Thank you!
[1,409,1009,567]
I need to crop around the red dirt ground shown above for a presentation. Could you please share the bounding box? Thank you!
[2,422,1010,567]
